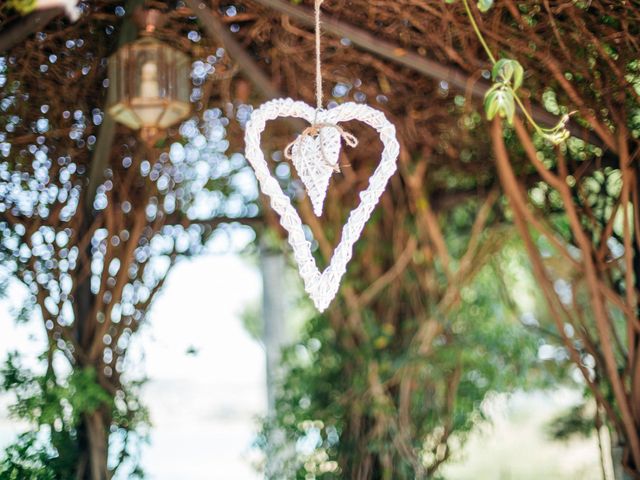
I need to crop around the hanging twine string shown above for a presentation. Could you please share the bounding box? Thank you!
[314,0,324,110]
[284,0,358,169]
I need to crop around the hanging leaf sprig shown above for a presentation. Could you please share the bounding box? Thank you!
[459,0,571,144]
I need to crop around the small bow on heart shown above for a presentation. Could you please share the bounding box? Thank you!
[284,122,359,173]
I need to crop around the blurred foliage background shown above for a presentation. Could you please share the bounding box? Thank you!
[0,0,639,479]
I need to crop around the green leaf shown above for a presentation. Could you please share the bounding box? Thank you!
[502,90,516,123]
[545,128,571,145]
[492,59,513,83]
[512,61,524,90]
[484,85,515,123]
[484,87,501,121]
[477,0,494,12]
[6,0,37,15]
[492,58,524,90]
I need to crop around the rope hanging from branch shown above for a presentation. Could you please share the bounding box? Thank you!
[314,0,324,110]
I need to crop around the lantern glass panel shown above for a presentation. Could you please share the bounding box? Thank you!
[107,36,191,132]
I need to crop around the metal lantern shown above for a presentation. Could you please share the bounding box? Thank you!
[107,10,191,144]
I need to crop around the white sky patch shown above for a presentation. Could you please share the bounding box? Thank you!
[129,252,265,480]
[0,232,265,479]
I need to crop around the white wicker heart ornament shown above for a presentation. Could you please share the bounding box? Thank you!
[286,126,342,217]
[244,98,400,311]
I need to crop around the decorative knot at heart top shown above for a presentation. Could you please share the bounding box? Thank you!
[244,98,400,311]
[284,119,359,217]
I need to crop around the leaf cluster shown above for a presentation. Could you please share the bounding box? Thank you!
[2,0,36,16]
[257,231,565,478]
[0,352,148,479]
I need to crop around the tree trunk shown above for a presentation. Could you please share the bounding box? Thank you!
[260,245,297,479]
[611,430,636,480]
[611,444,631,480]
[76,410,110,480]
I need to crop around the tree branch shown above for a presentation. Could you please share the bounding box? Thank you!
[184,0,282,99]
[84,0,145,214]
[251,0,602,147]
[0,8,62,52]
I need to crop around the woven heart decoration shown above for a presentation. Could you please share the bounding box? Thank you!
[244,98,400,311]
[287,127,341,216]
[285,124,357,216]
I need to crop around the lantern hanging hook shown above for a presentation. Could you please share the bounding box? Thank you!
[133,8,167,36]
